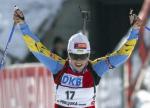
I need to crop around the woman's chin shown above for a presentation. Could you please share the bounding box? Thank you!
[74,65,84,72]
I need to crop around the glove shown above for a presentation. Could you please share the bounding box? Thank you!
[129,9,143,28]
[13,6,25,24]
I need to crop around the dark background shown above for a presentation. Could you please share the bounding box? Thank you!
[89,0,142,59]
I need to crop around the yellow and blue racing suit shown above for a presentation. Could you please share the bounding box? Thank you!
[19,22,139,108]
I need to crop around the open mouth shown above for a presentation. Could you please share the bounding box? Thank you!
[75,63,82,67]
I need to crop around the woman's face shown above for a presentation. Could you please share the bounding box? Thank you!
[68,53,89,72]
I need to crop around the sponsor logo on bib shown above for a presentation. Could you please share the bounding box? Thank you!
[61,73,83,87]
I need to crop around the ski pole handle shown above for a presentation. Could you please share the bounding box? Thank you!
[14,5,25,21]
[14,5,19,10]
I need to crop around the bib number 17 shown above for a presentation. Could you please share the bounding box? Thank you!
[65,91,75,100]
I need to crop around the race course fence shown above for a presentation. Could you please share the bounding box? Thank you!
[0,63,54,108]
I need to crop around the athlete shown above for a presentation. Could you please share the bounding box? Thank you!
[13,0,150,107]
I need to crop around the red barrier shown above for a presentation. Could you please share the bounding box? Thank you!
[0,63,54,108]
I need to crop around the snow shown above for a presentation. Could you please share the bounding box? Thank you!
[0,0,64,63]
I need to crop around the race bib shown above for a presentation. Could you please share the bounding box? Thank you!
[55,85,95,107]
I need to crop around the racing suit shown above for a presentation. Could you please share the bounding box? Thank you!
[19,22,139,108]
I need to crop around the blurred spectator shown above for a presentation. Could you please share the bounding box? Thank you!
[51,36,67,59]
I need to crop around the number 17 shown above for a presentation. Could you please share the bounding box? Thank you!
[65,91,75,100]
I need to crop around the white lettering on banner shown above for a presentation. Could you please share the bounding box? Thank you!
[61,73,83,87]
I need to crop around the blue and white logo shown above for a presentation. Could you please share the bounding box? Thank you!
[61,73,83,87]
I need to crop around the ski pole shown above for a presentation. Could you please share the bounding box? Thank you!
[145,26,150,31]
[79,6,90,35]
[0,22,16,69]
[0,6,19,69]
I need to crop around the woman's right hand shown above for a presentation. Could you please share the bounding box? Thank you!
[13,8,25,24]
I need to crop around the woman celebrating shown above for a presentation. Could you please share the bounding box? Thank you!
[13,0,150,107]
